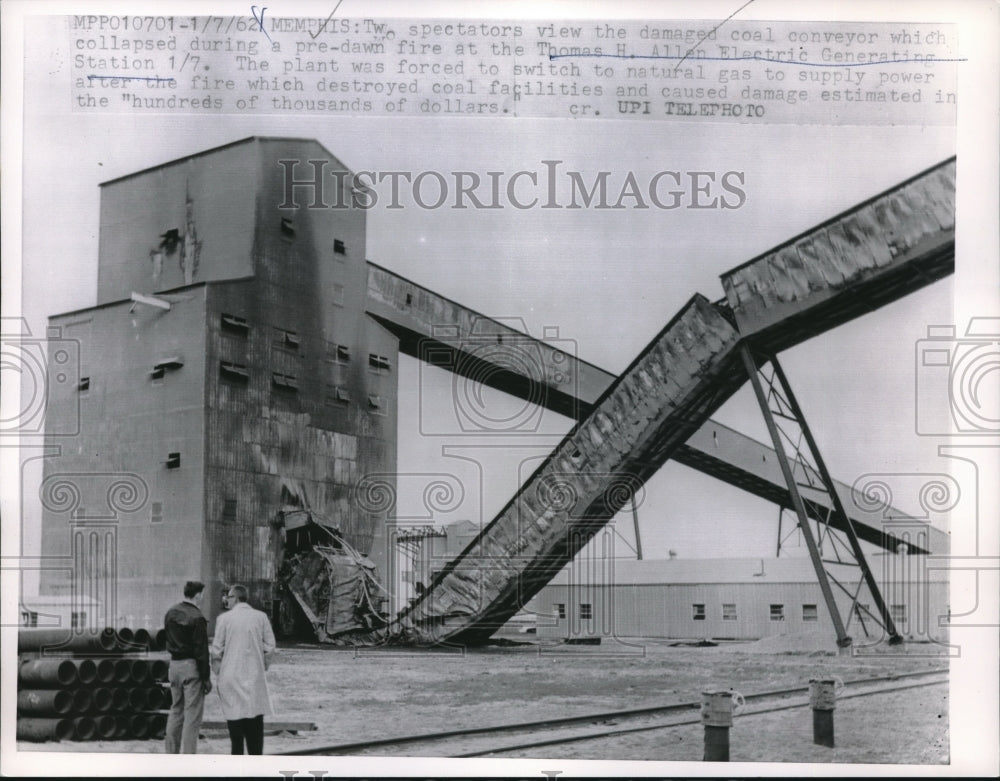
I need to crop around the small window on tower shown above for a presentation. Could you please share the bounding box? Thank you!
[78,377,90,392]
[220,361,250,385]
[150,356,183,382]
[272,372,299,392]
[368,354,391,374]
[274,328,300,351]
[221,314,250,337]
[280,217,295,237]
[334,239,346,255]
[166,452,181,469]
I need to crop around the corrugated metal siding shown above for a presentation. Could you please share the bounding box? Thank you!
[532,578,949,644]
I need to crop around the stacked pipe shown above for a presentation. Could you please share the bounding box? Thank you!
[17,627,170,742]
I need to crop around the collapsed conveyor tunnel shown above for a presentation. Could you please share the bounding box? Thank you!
[379,158,956,646]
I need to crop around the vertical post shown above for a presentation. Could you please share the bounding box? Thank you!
[631,496,643,561]
[739,344,852,648]
[701,691,733,761]
[769,357,901,644]
[809,678,837,747]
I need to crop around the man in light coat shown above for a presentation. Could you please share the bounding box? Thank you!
[210,584,276,754]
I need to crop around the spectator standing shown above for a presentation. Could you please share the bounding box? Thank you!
[163,580,211,753]
[211,584,276,754]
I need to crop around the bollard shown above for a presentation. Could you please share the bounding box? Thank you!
[809,678,841,748]
[701,690,738,762]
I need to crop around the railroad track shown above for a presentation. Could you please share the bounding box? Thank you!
[275,667,947,757]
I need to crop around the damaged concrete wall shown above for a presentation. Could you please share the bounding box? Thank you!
[202,139,397,622]
[96,138,261,305]
[398,295,743,645]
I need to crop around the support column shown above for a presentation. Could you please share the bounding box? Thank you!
[739,344,852,648]
[768,357,901,644]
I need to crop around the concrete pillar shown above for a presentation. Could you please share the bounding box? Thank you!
[701,690,736,761]
[809,678,839,747]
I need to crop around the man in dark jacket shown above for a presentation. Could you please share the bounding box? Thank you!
[163,580,212,753]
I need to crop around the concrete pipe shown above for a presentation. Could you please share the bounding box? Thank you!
[160,685,172,708]
[16,689,74,716]
[148,712,167,740]
[18,627,117,654]
[144,686,165,711]
[132,628,153,650]
[129,659,150,685]
[16,717,75,742]
[115,627,135,652]
[128,714,149,740]
[113,715,130,739]
[127,688,147,711]
[95,659,117,685]
[91,687,114,713]
[17,658,79,688]
[150,659,169,682]
[94,714,117,739]
[72,716,97,741]
[154,628,167,651]
[74,659,98,686]
[110,688,130,712]
[70,689,93,715]
[112,659,132,684]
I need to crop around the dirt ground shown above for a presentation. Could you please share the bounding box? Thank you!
[17,634,950,766]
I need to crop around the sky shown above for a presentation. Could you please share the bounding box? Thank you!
[14,110,957,563]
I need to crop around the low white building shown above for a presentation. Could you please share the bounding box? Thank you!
[525,553,949,646]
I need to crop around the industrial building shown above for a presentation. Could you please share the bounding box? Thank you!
[40,137,398,630]
[38,138,955,649]
[526,552,949,645]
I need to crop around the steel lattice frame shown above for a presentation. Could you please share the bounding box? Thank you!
[739,344,902,647]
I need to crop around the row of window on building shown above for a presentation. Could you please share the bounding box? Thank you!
[76,314,393,406]
[552,602,909,623]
